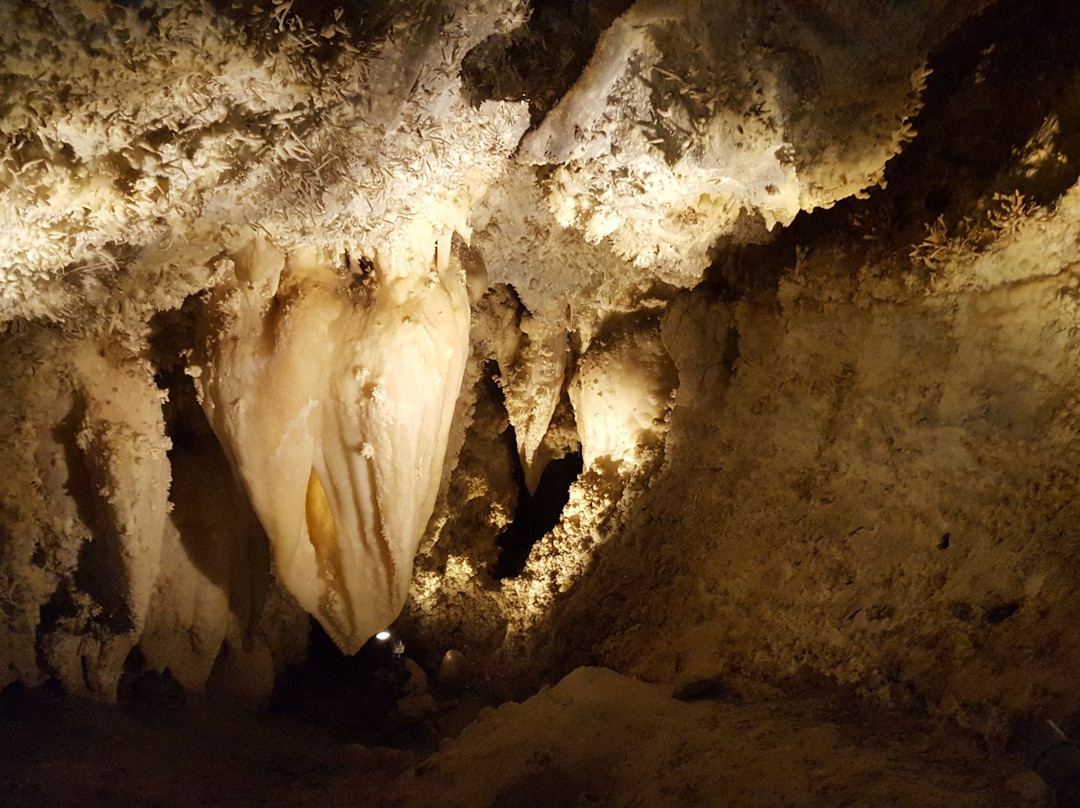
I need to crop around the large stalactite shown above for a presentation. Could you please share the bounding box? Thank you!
[192,237,470,653]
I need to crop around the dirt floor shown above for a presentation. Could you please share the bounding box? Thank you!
[0,667,1054,808]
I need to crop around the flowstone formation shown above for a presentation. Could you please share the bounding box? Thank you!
[5,0,1080,752]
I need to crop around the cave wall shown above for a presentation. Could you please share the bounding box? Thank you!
[552,257,1080,738]
[397,1,1080,740]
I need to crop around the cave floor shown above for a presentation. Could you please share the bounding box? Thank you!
[0,667,1052,808]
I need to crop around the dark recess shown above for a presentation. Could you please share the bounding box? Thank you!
[271,620,425,747]
[461,0,636,125]
[840,0,1080,223]
[985,601,1021,624]
[492,440,583,580]
[116,647,186,711]
[148,300,212,455]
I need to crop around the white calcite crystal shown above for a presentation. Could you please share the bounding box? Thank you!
[515,0,950,280]
[192,237,470,653]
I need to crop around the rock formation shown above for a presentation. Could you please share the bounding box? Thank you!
[3,0,1080,756]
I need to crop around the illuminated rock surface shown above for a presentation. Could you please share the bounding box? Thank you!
[1,0,1080,805]
[0,330,171,696]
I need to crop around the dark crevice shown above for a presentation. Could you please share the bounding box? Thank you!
[461,0,635,125]
[985,601,1021,624]
[492,441,583,580]
[52,392,133,636]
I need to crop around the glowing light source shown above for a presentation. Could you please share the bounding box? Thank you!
[375,630,392,641]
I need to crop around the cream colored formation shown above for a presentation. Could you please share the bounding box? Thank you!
[193,237,470,654]
[13,0,1076,741]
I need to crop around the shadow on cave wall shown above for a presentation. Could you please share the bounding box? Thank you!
[203,0,408,56]
[889,0,1080,212]
[46,392,133,637]
[148,302,271,633]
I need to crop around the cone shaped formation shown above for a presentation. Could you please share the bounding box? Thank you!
[194,242,470,653]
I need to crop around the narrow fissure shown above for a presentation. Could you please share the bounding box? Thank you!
[492,438,583,580]
[53,392,133,636]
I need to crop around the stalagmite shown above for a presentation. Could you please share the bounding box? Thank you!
[139,447,269,691]
[193,236,470,653]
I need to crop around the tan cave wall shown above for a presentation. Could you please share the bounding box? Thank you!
[404,238,1080,742]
